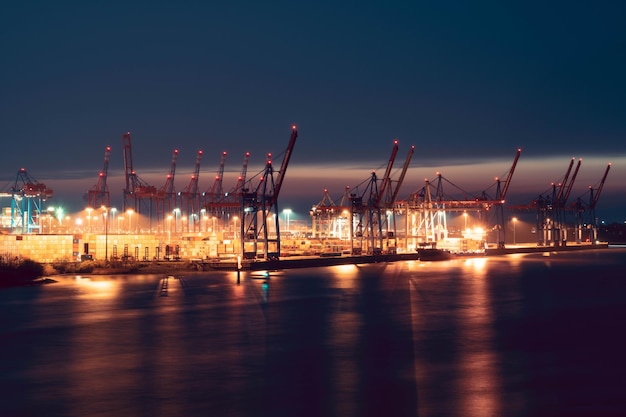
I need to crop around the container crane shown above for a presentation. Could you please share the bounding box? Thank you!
[87,146,111,209]
[122,132,157,230]
[386,144,415,253]
[205,151,227,218]
[233,152,250,195]
[351,140,399,256]
[179,150,203,232]
[10,168,53,233]
[156,149,179,225]
[575,163,611,242]
[242,125,297,260]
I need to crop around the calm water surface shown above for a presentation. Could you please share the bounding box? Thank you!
[2,248,626,417]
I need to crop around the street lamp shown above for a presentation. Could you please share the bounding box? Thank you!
[101,206,109,261]
[173,208,181,233]
[126,209,134,234]
[463,211,468,230]
[233,216,239,239]
[86,207,93,232]
[110,208,117,232]
[282,208,292,231]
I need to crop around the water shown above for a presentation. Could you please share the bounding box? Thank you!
[2,248,626,417]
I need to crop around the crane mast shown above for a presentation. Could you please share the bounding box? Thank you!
[241,126,298,260]
[270,125,298,206]
[10,168,53,233]
[234,152,250,193]
[87,146,111,208]
[390,145,415,206]
[121,132,157,229]
[180,150,203,232]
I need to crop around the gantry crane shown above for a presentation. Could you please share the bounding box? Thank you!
[350,140,400,255]
[204,151,227,218]
[179,150,203,232]
[156,149,179,226]
[513,157,583,246]
[10,168,53,233]
[122,132,157,231]
[242,126,297,260]
[87,146,111,209]
[575,163,611,242]
[407,148,521,250]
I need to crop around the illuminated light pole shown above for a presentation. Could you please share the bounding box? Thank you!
[463,211,468,230]
[167,215,173,242]
[102,206,109,261]
[282,208,292,231]
[86,207,93,232]
[233,216,239,239]
[512,217,517,245]
[201,209,207,233]
[126,209,134,234]
[110,208,117,232]
[173,208,181,233]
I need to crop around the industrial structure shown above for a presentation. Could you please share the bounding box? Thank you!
[0,125,616,264]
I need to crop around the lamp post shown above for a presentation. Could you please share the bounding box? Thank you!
[110,208,117,232]
[102,206,109,261]
[86,207,93,232]
[463,211,468,230]
[126,209,134,234]
[233,216,239,239]
[282,208,292,231]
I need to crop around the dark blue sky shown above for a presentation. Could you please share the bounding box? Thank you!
[1,1,625,221]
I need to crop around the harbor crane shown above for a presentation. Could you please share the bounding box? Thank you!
[122,132,157,230]
[156,149,179,226]
[87,146,111,209]
[204,151,227,218]
[179,150,203,232]
[574,163,611,242]
[242,126,297,260]
[10,168,53,233]
[407,148,521,250]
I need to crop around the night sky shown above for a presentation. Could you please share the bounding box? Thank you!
[1,1,625,222]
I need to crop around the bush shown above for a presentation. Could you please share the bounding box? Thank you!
[0,256,45,286]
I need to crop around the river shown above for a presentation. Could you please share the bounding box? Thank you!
[1,248,625,416]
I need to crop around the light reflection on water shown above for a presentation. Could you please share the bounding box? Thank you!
[2,249,626,416]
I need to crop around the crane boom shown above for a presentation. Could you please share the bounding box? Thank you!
[591,163,611,208]
[377,140,399,206]
[234,152,250,192]
[390,144,414,205]
[209,151,227,198]
[183,150,203,195]
[87,146,111,207]
[499,148,521,201]
[272,126,298,205]
[122,132,134,193]
[562,158,582,206]
[555,157,575,205]
[159,149,179,195]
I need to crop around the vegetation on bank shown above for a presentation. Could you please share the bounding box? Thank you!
[0,256,45,287]
[50,259,203,275]
[1,256,205,289]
